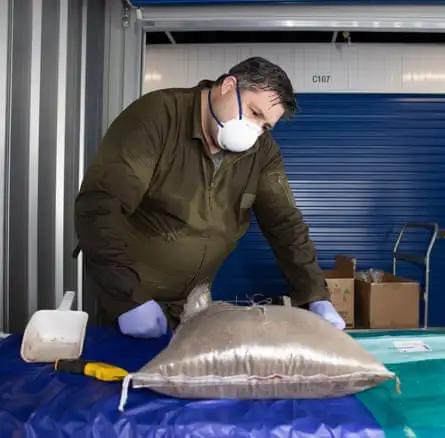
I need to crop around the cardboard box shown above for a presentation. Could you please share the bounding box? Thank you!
[355,272,420,329]
[324,255,356,328]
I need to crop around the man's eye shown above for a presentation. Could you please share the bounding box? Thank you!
[252,110,260,117]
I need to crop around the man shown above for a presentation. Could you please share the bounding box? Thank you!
[74,57,345,338]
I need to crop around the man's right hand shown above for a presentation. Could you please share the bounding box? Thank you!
[118,300,168,338]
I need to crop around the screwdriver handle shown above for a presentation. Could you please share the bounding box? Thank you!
[55,358,86,374]
[55,358,128,382]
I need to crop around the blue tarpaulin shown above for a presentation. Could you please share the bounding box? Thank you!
[0,327,383,438]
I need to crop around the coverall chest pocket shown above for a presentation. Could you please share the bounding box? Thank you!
[240,193,256,209]
[238,192,256,228]
[234,157,260,228]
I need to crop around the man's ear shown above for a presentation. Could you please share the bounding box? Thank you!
[220,75,237,96]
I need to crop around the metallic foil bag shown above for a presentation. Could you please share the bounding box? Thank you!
[126,301,397,400]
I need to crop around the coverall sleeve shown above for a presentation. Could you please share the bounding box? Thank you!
[253,135,331,306]
[74,94,166,318]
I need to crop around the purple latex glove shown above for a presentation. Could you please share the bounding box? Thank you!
[309,300,346,330]
[118,300,168,339]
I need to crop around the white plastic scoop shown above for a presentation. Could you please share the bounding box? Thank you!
[20,290,89,363]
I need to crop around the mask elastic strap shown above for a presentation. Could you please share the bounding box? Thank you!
[235,85,242,120]
[208,88,224,128]
[208,81,243,127]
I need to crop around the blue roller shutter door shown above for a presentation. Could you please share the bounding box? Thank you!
[212,93,445,327]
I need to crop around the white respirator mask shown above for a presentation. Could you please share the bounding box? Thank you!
[208,85,263,153]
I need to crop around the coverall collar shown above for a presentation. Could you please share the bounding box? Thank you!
[191,86,205,141]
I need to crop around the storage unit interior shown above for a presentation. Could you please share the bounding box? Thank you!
[1,2,445,332]
[1,2,445,436]
[140,4,445,327]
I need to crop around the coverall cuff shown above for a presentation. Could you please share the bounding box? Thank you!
[290,291,332,309]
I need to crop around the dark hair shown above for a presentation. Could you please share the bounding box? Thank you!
[215,57,297,119]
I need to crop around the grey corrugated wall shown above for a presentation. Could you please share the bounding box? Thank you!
[0,0,107,333]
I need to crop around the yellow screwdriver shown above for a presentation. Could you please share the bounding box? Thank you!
[54,358,128,382]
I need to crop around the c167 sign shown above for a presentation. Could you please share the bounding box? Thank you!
[312,75,331,83]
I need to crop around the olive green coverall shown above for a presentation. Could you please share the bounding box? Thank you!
[74,85,330,328]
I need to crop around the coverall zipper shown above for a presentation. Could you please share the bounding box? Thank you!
[207,153,222,191]
[184,242,208,299]
[207,160,216,216]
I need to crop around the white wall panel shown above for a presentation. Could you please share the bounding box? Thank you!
[143,44,445,94]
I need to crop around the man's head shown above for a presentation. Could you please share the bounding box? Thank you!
[203,57,297,153]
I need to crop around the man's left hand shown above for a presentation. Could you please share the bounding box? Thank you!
[309,300,346,330]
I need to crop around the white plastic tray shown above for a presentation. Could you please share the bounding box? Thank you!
[20,291,88,363]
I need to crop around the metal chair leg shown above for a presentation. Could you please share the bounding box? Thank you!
[392,222,439,328]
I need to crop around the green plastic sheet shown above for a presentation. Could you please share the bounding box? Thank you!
[352,330,445,437]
